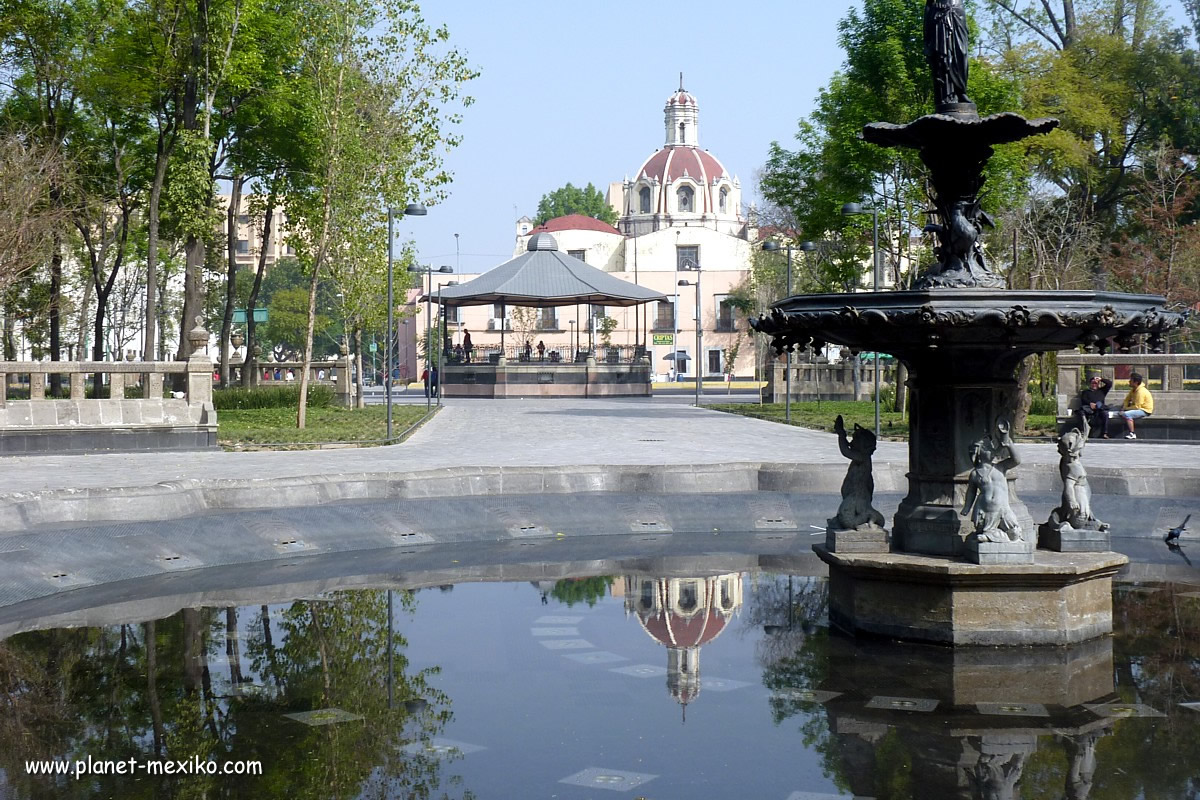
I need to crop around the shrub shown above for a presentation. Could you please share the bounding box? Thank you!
[213,384,334,410]
[1029,394,1057,415]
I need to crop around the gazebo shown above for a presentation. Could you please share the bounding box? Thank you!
[429,232,667,397]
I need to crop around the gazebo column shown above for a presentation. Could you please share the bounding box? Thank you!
[499,302,506,364]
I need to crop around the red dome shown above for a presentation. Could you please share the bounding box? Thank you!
[635,146,730,214]
[640,610,728,649]
[528,214,621,236]
[666,90,698,107]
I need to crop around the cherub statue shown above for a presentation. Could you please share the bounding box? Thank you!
[961,416,1025,543]
[1045,415,1109,533]
[829,415,886,532]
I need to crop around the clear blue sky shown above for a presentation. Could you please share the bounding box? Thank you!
[403,0,1193,277]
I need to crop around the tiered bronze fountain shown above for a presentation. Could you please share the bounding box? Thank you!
[752,0,1185,645]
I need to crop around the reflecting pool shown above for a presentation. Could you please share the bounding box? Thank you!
[1,565,1198,799]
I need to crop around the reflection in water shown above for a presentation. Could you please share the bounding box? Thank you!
[620,572,743,711]
[1,563,1198,798]
[757,574,1200,800]
[0,591,468,799]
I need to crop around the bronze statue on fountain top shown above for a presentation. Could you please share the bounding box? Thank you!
[925,0,973,114]
[863,0,1058,289]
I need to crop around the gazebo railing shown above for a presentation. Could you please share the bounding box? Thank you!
[445,343,649,366]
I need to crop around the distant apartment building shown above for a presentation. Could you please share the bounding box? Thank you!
[216,195,295,267]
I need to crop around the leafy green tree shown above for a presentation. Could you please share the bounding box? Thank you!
[284,0,476,428]
[762,0,1031,288]
[984,0,1199,282]
[533,182,617,226]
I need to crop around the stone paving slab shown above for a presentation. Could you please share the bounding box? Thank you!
[0,398,1197,530]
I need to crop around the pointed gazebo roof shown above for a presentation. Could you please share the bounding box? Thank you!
[432,232,666,308]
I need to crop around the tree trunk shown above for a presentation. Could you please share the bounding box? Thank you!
[296,256,321,429]
[242,187,277,387]
[177,235,205,364]
[145,620,165,757]
[354,327,364,408]
[145,133,171,364]
[1013,355,1035,434]
[48,236,62,395]
[225,607,243,686]
[76,273,93,360]
[220,173,244,387]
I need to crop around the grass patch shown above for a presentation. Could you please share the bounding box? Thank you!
[217,404,429,448]
[709,400,1057,439]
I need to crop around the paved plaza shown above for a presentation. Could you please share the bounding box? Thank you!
[0,398,1197,531]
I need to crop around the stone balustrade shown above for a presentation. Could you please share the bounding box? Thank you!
[0,324,218,453]
[763,360,896,403]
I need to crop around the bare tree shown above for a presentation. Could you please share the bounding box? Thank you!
[0,135,68,297]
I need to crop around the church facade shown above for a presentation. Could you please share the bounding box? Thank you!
[443,83,759,380]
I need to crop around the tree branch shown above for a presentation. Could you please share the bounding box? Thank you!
[993,0,1063,49]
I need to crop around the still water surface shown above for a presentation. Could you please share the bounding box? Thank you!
[1,569,1198,799]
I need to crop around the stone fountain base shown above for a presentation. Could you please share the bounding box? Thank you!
[814,545,1127,646]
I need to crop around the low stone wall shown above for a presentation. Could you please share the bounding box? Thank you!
[763,360,895,403]
[0,342,217,454]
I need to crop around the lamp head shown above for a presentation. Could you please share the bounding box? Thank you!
[841,202,863,216]
[800,241,817,252]
[437,266,453,273]
[762,240,780,252]
[403,203,427,216]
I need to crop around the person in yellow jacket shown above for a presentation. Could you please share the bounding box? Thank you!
[1119,372,1154,439]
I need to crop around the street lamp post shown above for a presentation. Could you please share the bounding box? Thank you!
[387,203,426,441]
[407,263,453,412]
[435,280,457,407]
[677,258,701,406]
[842,202,882,439]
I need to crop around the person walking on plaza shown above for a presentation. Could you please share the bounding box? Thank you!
[1079,374,1112,438]
[462,329,473,363]
[536,340,545,361]
[421,366,430,398]
[1119,372,1153,439]
[430,365,439,398]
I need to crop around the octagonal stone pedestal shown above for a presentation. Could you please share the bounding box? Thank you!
[814,545,1127,646]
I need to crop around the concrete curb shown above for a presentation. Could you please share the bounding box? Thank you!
[1,458,1196,532]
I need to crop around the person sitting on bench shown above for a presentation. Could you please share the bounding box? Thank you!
[1078,374,1112,438]
[1118,372,1154,440]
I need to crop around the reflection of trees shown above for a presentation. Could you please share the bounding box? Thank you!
[1093,585,1200,800]
[742,573,827,672]
[0,590,471,799]
[549,576,613,608]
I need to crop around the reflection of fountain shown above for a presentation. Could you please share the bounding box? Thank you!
[623,573,742,711]
[810,635,1117,800]
[751,1,1185,645]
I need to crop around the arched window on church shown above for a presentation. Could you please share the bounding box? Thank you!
[676,185,694,213]
[719,187,729,213]
[639,186,651,213]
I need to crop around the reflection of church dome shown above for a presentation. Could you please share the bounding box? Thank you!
[624,573,743,713]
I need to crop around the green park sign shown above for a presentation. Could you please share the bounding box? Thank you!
[232,308,269,324]
[652,334,674,346]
